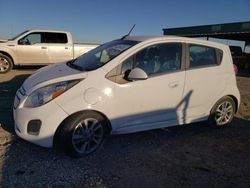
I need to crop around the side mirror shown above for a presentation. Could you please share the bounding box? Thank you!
[18,39,25,45]
[127,68,148,81]
[18,38,30,45]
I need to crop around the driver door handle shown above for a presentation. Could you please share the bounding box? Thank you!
[169,81,179,88]
[41,47,47,49]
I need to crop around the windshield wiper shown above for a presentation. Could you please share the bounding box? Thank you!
[66,60,83,71]
[67,59,96,72]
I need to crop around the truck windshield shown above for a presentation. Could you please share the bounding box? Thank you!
[8,30,30,40]
[69,39,139,71]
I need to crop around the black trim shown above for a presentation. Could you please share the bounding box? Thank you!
[216,48,223,65]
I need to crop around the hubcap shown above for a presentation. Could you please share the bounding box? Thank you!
[0,57,10,72]
[72,118,104,154]
[215,101,233,126]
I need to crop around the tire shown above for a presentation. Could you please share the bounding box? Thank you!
[0,54,13,74]
[58,111,109,158]
[209,96,236,127]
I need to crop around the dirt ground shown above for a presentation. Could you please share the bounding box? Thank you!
[0,67,249,188]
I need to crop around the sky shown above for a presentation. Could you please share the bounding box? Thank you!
[0,0,250,44]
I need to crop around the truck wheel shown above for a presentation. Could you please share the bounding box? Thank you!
[0,54,13,74]
[59,111,109,158]
[209,96,235,127]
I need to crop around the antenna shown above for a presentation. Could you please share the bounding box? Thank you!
[121,24,136,39]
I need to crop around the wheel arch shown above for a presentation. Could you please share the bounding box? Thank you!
[210,95,238,114]
[228,95,239,113]
[208,95,237,127]
[0,51,15,65]
[53,109,112,148]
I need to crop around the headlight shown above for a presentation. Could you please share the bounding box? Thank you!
[24,80,80,108]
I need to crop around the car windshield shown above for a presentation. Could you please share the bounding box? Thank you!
[69,39,139,71]
[8,30,30,40]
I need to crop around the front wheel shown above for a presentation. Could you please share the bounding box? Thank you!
[0,54,13,74]
[59,112,109,157]
[209,96,236,127]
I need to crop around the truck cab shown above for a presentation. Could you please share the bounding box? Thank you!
[0,30,98,73]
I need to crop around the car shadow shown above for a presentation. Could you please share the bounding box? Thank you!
[14,65,44,70]
[0,74,31,133]
[0,116,250,187]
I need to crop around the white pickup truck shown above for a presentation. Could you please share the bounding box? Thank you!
[0,30,98,73]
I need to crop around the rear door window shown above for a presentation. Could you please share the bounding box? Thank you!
[43,33,68,44]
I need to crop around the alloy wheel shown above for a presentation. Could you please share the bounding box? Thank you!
[71,118,104,154]
[0,57,10,72]
[214,101,234,126]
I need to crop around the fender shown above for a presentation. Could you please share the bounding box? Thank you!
[0,45,17,65]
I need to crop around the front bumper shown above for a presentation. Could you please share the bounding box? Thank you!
[13,88,69,148]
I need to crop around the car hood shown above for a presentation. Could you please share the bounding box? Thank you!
[22,62,88,95]
[0,39,8,43]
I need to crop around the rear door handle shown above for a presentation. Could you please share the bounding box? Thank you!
[41,47,47,49]
[65,47,69,49]
[169,81,179,88]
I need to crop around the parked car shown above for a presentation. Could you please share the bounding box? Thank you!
[229,45,250,70]
[13,36,240,157]
[0,30,98,73]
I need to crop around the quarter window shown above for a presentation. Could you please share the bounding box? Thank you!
[189,44,219,68]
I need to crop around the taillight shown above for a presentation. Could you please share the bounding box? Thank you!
[233,64,238,75]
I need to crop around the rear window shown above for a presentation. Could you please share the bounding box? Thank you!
[189,44,223,68]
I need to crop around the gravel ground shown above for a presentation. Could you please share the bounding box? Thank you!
[0,68,249,188]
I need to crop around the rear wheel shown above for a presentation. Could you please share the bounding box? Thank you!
[0,54,13,74]
[209,96,235,127]
[59,111,109,157]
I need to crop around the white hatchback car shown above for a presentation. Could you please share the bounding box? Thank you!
[13,36,240,157]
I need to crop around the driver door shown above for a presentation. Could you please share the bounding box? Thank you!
[17,32,49,64]
[109,42,186,130]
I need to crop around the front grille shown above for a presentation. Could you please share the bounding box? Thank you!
[13,85,26,109]
[15,124,21,133]
[19,86,26,96]
[13,95,20,109]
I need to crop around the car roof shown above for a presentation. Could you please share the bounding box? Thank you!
[124,35,228,49]
[27,29,70,34]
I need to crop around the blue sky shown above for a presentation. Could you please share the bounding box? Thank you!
[0,0,250,43]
